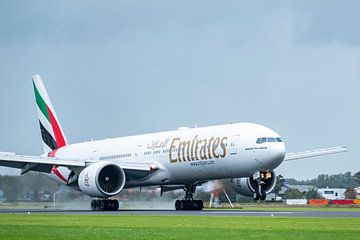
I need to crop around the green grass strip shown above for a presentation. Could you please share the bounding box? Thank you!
[0,214,359,240]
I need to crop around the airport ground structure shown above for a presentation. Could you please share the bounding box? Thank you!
[285,198,360,206]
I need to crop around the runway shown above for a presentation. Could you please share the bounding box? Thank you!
[1,209,360,218]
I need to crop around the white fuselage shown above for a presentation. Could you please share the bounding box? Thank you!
[50,123,286,187]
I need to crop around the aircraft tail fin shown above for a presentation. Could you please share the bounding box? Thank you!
[32,75,67,154]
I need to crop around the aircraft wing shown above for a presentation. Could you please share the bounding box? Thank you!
[0,152,155,180]
[284,146,347,161]
[0,152,85,174]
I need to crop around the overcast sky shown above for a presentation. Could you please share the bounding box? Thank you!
[0,1,359,179]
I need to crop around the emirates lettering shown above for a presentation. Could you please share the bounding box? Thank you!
[169,136,227,163]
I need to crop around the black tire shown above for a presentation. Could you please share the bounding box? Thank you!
[179,200,186,210]
[99,201,105,211]
[91,200,96,210]
[191,201,197,210]
[96,200,101,210]
[197,200,204,210]
[260,193,266,201]
[185,200,192,210]
[253,192,260,201]
[175,200,181,210]
[113,200,119,210]
[193,200,200,210]
[106,200,113,211]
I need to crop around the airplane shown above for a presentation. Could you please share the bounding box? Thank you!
[0,75,347,211]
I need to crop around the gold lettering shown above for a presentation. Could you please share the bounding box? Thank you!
[200,139,208,160]
[207,136,215,159]
[179,140,191,162]
[169,138,180,163]
[191,135,199,161]
[194,137,200,160]
[170,136,227,163]
[220,137,227,158]
[212,137,220,158]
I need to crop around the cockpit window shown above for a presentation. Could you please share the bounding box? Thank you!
[256,137,282,144]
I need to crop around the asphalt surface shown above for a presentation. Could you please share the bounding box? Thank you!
[1,209,360,217]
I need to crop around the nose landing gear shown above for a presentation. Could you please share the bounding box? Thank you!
[252,171,272,201]
[175,184,204,210]
[252,180,266,201]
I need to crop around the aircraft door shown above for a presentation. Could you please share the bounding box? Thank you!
[229,135,241,156]
[135,144,142,158]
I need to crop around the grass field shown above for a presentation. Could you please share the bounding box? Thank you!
[0,214,359,240]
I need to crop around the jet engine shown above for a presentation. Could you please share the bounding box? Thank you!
[78,161,126,198]
[230,171,276,200]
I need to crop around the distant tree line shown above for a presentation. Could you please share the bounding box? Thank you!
[285,171,360,188]
[0,173,58,202]
[284,188,323,199]
[283,171,360,200]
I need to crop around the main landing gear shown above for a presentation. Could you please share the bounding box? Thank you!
[91,199,119,211]
[175,184,204,211]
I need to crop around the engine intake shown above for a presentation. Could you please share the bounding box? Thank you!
[230,171,276,197]
[78,161,126,198]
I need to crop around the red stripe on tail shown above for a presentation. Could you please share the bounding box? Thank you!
[46,105,66,148]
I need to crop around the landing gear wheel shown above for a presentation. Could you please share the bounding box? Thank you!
[195,200,203,210]
[91,199,119,211]
[260,193,266,201]
[179,200,186,210]
[114,200,119,210]
[91,200,96,210]
[253,192,260,201]
[175,199,204,210]
[174,184,204,211]
[99,201,105,210]
[175,200,181,210]
[199,200,204,210]
[252,176,267,202]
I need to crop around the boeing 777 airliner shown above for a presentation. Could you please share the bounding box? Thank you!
[0,75,347,210]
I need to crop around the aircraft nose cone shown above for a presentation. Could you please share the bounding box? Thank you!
[270,143,286,168]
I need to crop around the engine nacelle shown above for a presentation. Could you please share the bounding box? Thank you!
[230,171,276,197]
[78,161,126,198]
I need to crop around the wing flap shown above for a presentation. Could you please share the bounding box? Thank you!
[284,146,347,161]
